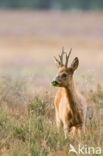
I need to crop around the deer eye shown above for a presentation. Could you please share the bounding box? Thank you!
[62,73,67,78]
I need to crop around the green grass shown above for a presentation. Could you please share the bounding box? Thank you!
[0,70,102,156]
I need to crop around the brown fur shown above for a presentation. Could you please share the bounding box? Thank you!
[52,52,87,138]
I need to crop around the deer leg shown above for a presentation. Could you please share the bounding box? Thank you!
[70,126,82,138]
[63,117,70,138]
[82,123,86,133]
[55,112,63,131]
[64,124,69,138]
[69,126,76,138]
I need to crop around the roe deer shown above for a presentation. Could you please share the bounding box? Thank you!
[51,48,87,138]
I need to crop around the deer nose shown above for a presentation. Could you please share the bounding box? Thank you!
[56,76,60,81]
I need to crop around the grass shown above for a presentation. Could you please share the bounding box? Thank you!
[0,70,102,156]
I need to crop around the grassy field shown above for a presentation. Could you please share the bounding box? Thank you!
[0,10,103,155]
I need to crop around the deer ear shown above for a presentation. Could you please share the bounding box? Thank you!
[71,57,79,71]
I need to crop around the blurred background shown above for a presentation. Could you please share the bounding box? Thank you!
[0,0,103,88]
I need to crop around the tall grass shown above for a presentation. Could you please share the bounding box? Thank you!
[0,71,102,156]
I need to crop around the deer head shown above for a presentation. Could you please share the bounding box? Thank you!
[51,48,79,87]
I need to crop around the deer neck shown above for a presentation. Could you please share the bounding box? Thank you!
[64,78,78,113]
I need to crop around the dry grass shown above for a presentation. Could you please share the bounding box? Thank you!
[0,10,103,155]
[0,74,103,156]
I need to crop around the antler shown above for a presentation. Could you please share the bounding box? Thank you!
[54,48,72,68]
[65,48,72,68]
[54,47,65,68]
